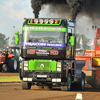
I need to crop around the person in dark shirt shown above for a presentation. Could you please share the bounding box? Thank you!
[2,49,8,63]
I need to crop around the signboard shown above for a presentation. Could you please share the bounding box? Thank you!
[22,42,65,48]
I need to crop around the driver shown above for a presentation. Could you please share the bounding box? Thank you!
[2,49,8,62]
[2,49,7,55]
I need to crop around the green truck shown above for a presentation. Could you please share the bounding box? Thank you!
[15,18,85,91]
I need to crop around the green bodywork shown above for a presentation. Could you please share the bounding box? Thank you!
[69,36,75,46]
[15,31,19,44]
[22,26,67,32]
[28,59,56,71]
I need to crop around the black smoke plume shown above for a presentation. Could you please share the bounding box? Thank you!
[31,0,100,21]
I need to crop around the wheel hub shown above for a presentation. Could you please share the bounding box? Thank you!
[14,60,17,70]
[81,78,85,89]
[68,78,71,89]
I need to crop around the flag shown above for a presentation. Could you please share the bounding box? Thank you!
[80,37,83,49]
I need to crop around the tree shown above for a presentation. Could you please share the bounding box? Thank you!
[0,33,7,48]
[76,34,91,50]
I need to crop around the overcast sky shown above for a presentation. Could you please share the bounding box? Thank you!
[0,0,96,48]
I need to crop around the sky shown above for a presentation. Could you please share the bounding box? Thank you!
[0,0,34,45]
[0,0,96,49]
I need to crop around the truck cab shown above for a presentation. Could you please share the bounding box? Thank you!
[15,18,85,91]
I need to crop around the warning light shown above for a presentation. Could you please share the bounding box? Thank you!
[55,19,59,24]
[30,19,33,23]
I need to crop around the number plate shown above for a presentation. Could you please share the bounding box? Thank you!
[37,75,47,78]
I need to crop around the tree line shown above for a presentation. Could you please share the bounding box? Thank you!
[0,33,8,48]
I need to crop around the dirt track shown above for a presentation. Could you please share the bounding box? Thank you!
[0,73,100,100]
[0,72,19,76]
[0,83,100,100]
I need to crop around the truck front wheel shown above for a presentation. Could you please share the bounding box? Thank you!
[21,80,32,90]
[61,73,72,91]
[67,73,72,90]
[79,72,85,90]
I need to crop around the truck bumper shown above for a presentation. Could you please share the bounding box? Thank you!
[21,71,62,83]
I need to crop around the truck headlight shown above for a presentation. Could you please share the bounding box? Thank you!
[39,19,43,24]
[57,62,61,72]
[20,62,22,68]
[24,66,28,70]
[44,19,49,24]
[24,61,28,70]
[24,61,28,66]
[57,62,61,67]
[49,19,54,24]
[57,68,61,72]
[34,19,38,23]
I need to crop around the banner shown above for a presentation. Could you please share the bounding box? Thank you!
[22,42,65,48]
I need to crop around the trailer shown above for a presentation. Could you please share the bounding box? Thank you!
[0,46,20,72]
[15,18,86,91]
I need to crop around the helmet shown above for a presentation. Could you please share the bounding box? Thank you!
[3,49,6,52]
[3,49,6,51]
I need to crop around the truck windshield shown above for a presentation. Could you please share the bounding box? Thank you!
[97,36,100,45]
[22,31,65,43]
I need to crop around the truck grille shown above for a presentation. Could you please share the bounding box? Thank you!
[28,59,56,71]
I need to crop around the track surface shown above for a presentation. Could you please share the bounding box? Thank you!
[0,84,100,100]
[0,72,19,76]
[0,73,100,100]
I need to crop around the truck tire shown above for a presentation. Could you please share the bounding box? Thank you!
[79,72,85,90]
[21,80,31,90]
[16,62,20,72]
[61,73,72,91]
[2,64,7,72]
[61,83,68,91]
[8,57,18,72]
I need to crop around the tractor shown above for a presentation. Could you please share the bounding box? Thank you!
[0,46,20,72]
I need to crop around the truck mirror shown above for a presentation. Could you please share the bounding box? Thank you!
[15,31,19,44]
[69,36,74,46]
[15,31,19,35]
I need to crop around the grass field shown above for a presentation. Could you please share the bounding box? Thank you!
[0,76,21,82]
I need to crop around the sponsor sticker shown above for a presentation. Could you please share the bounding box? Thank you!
[27,49,35,54]
[36,50,49,56]
[50,50,59,55]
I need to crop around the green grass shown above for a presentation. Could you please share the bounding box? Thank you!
[0,76,21,82]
